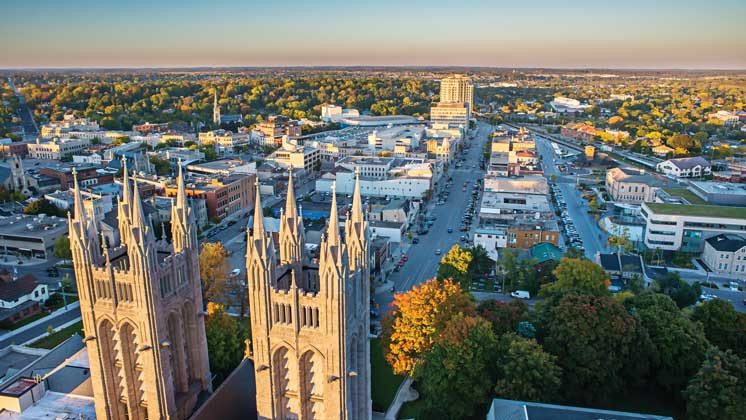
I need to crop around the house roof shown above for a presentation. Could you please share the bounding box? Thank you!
[487,398,673,420]
[666,156,710,170]
[598,254,642,273]
[192,358,257,420]
[0,274,41,302]
[529,242,563,263]
[705,234,746,252]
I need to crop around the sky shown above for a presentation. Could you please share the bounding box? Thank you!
[1,0,745,69]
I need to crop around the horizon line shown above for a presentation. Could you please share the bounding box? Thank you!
[2,65,746,72]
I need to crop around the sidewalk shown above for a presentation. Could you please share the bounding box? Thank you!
[0,301,81,342]
[384,377,418,420]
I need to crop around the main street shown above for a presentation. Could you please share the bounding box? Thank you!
[375,121,492,313]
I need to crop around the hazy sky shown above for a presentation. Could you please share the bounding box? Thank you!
[2,0,745,69]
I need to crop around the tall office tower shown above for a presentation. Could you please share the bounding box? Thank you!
[213,89,221,125]
[246,172,371,420]
[69,162,211,420]
[439,74,474,116]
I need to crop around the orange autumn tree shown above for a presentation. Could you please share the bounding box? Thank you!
[381,278,475,375]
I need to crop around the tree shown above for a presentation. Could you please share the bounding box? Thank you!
[468,245,493,277]
[627,293,709,391]
[692,299,746,358]
[381,278,474,375]
[436,244,473,287]
[684,348,746,420]
[656,272,700,308]
[205,302,248,386]
[540,258,610,298]
[415,314,497,419]
[494,333,562,403]
[199,242,230,303]
[477,299,529,337]
[149,155,172,176]
[540,294,652,403]
[24,198,66,217]
[53,235,72,260]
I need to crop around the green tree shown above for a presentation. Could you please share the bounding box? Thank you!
[477,299,529,337]
[204,302,248,386]
[683,348,746,420]
[24,198,67,217]
[540,258,610,297]
[627,293,709,391]
[415,314,497,419]
[436,244,473,287]
[656,272,700,308]
[149,155,172,176]
[692,299,746,358]
[53,235,72,260]
[468,245,493,277]
[494,333,562,403]
[541,294,651,403]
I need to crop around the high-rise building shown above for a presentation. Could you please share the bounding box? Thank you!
[246,171,371,420]
[439,74,474,116]
[69,161,211,420]
[213,89,221,125]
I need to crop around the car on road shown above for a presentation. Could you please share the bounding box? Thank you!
[435,249,442,255]
[447,228,453,233]
[230,268,241,277]
[510,290,531,299]
[412,237,420,244]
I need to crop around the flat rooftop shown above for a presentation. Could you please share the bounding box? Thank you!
[0,214,68,239]
[0,391,95,419]
[645,202,746,219]
[690,181,746,195]
[661,188,706,205]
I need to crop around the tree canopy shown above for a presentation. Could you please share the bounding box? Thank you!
[540,257,610,297]
[684,348,746,420]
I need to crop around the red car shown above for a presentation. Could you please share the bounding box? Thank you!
[401,255,409,261]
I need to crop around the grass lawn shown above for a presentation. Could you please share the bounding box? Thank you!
[1,311,49,330]
[662,188,706,205]
[29,321,83,349]
[371,338,405,412]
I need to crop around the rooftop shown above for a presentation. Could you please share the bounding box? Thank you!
[487,398,672,420]
[660,188,706,205]
[705,234,746,252]
[690,181,746,196]
[0,391,95,419]
[0,214,68,240]
[645,202,746,219]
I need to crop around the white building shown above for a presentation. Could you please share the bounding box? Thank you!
[656,157,711,178]
[702,234,746,276]
[367,126,423,151]
[320,104,360,122]
[267,139,321,173]
[430,102,469,129]
[439,74,474,117]
[549,96,591,113]
[316,157,437,199]
[198,129,249,151]
[39,115,100,138]
[27,138,90,160]
[641,202,746,252]
[473,227,508,261]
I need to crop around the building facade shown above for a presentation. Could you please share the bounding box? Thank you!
[439,75,474,117]
[641,202,746,252]
[430,102,469,129]
[69,165,211,420]
[656,157,712,178]
[28,138,90,160]
[702,234,746,276]
[246,174,371,419]
[605,167,655,203]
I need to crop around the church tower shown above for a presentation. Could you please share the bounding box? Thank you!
[70,163,211,420]
[212,89,221,126]
[247,173,371,420]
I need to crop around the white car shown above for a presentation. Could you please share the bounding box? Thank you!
[230,268,241,278]
[510,290,531,299]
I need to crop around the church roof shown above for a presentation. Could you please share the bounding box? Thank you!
[192,358,257,420]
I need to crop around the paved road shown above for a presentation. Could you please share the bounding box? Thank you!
[375,121,492,313]
[0,306,81,348]
[535,135,610,258]
[6,77,39,139]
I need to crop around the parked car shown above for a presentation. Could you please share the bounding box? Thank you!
[435,249,442,256]
[510,290,531,299]
[230,268,241,277]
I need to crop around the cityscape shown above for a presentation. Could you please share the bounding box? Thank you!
[0,2,745,420]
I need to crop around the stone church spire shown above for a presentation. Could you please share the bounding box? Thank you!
[212,88,221,125]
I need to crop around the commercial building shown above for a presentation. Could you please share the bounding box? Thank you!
[641,202,746,252]
[320,104,360,122]
[255,116,301,146]
[27,138,90,160]
[0,214,69,260]
[198,129,249,151]
[39,164,113,190]
[550,97,591,113]
[267,141,322,173]
[507,223,561,249]
[605,167,656,203]
[367,126,423,151]
[430,102,469,129]
[702,234,746,276]
[165,173,254,220]
[656,156,711,178]
[39,115,100,138]
[186,159,256,177]
[317,157,438,199]
[473,227,507,260]
[480,176,552,220]
[688,181,746,206]
[439,74,474,117]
